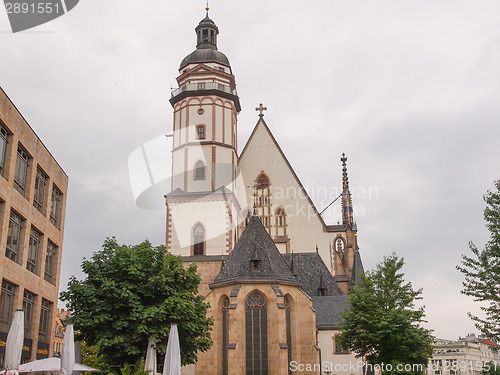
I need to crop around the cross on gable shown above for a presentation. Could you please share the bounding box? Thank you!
[255,103,267,116]
[247,181,258,215]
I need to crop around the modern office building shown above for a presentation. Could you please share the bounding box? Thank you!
[0,87,68,365]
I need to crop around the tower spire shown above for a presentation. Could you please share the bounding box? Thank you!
[205,0,209,16]
[341,153,354,227]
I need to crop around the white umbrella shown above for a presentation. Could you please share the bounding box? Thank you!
[162,325,180,375]
[18,358,100,373]
[60,325,75,375]
[144,338,157,375]
[4,309,24,371]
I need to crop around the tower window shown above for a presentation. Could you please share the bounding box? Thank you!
[196,125,206,140]
[194,161,206,180]
[202,29,209,42]
[193,224,205,255]
[198,82,205,90]
[284,296,293,375]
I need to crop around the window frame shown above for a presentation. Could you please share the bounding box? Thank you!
[0,280,16,332]
[27,227,42,275]
[0,123,9,178]
[6,210,23,263]
[196,125,206,140]
[38,298,52,343]
[192,224,205,255]
[50,184,62,228]
[245,292,268,375]
[23,290,36,338]
[13,145,30,197]
[44,240,57,284]
[33,166,47,213]
[194,161,206,181]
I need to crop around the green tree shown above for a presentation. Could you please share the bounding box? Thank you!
[457,180,500,342]
[60,238,213,366]
[337,253,433,374]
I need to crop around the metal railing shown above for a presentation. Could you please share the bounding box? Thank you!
[171,82,238,98]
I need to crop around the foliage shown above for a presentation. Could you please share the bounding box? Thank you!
[80,342,111,374]
[483,361,500,375]
[457,180,500,341]
[60,238,213,366]
[337,253,434,373]
[119,359,149,375]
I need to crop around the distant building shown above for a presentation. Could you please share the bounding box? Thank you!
[0,87,68,365]
[53,309,68,357]
[428,334,499,375]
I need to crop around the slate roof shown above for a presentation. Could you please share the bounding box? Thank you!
[210,215,301,288]
[350,250,365,286]
[312,295,349,330]
[282,253,343,298]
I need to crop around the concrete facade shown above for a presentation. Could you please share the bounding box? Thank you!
[0,87,68,365]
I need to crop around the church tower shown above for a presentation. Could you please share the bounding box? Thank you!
[166,9,241,256]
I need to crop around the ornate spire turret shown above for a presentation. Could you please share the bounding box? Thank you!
[341,153,354,228]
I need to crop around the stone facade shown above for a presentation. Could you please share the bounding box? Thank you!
[0,87,68,365]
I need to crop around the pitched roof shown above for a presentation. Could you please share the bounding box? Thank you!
[238,117,331,231]
[282,253,343,298]
[312,295,349,330]
[210,215,300,288]
[350,250,365,286]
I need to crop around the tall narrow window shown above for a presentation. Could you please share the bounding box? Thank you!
[245,292,268,375]
[44,241,57,284]
[194,161,205,180]
[255,174,271,234]
[193,224,205,255]
[196,125,206,140]
[275,207,287,237]
[23,290,35,338]
[0,124,8,177]
[14,145,29,196]
[50,184,62,228]
[0,280,16,332]
[6,210,23,262]
[284,296,292,375]
[222,297,229,375]
[27,227,41,274]
[33,167,47,213]
[38,299,52,343]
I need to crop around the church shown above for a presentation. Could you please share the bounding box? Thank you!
[164,9,365,375]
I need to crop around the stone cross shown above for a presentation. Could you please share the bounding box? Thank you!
[255,103,267,116]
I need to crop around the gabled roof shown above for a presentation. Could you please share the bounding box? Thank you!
[210,215,300,288]
[313,295,349,330]
[282,253,343,297]
[238,117,332,232]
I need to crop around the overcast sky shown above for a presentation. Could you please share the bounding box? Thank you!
[1,0,499,340]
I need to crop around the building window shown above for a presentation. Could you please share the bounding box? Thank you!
[335,335,349,354]
[27,227,41,275]
[38,299,52,343]
[193,224,205,255]
[222,296,229,375]
[14,145,30,197]
[255,173,271,234]
[198,82,205,90]
[218,83,225,92]
[275,207,287,237]
[33,167,47,213]
[23,290,35,338]
[6,210,23,263]
[196,125,206,140]
[0,280,16,332]
[284,296,292,375]
[50,184,62,228]
[194,161,205,180]
[0,124,8,177]
[245,292,268,375]
[44,241,57,284]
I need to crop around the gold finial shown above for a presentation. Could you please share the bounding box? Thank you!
[205,0,209,14]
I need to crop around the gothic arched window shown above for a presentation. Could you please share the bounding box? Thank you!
[194,161,205,180]
[245,292,268,375]
[255,173,271,234]
[284,295,292,375]
[222,296,229,375]
[275,206,287,237]
[193,224,205,255]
